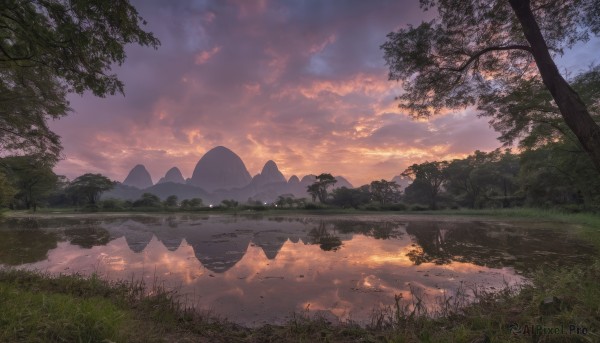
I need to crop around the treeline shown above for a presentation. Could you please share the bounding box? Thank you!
[1,136,599,213]
[313,142,600,212]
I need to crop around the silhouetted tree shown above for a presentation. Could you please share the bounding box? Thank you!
[1,155,58,211]
[402,161,448,209]
[331,186,371,209]
[382,0,600,171]
[0,0,159,160]
[307,173,337,203]
[164,195,178,208]
[133,193,161,208]
[370,179,401,205]
[221,199,239,208]
[67,173,115,206]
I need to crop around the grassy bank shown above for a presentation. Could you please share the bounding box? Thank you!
[1,264,598,342]
[1,209,599,342]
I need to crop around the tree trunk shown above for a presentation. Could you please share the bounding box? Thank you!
[509,0,600,172]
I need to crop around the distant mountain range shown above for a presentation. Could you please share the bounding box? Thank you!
[105,146,356,203]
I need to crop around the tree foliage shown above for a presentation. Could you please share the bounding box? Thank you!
[67,173,114,205]
[307,173,337,203]
[1,155,58,211]
[164,195,178,208]
[445,150,520,208]
[382,0,600,170]
[402,161,448,209]
[480,66,600,149]
[0,0,159,159]
[331,186,371,209]
[133,193,161,208]
[0,170,16,208]
[221,199,239,208]
[370,179,401,205]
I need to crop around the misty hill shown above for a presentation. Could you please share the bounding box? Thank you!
[391,175,412,190]
[157,167,185,184]
[190,146,252,192]
[333,176,353,189]
[250,160,286,187]
[108,146,354,203]
[122,164,153,189]
[103,182,214,203]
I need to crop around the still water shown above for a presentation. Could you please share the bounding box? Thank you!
[0,214,595,325]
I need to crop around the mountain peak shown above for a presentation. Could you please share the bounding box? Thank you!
[260,160,286,184]
[123,164,153,189]
[261,160,278,173]
[157,167,185,184]
[190,146,252,192]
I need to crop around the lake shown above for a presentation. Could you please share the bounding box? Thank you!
[0,214,595,326]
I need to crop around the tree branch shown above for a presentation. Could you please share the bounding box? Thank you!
[440,45,532,72]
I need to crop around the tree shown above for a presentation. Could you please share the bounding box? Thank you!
[180,198,203,209]
[1,155,58,211]
[331,186,371,209]
[370,179,401,205]
[445,150,520,208]
[164,195,178,208]
[188,198,203,208]
[519,140,600,208]
[180,199,191,209]
[0,0,159,159]
[479,67,600,150]
[402,161,448,209]
[382,0,600,171]
[133,193,161,208]
[276,194,296,208]
[67,173,114,206]
[0,171,16,208]
[221,199,239,208]
[306,173,337,203]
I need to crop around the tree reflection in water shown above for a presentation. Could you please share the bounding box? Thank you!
[404,221,596,271]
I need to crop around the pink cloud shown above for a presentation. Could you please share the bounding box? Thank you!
[50,0,597,186]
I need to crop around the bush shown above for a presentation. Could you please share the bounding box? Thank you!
[82,203,100,212]
[304,203,323,210]
[100,198,125,210]
[410,204,429,211]
[133,193,161,208]
[381,203,407,211]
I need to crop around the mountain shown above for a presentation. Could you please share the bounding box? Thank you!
[102,182,215,203]
[333,176,353,189]
[190,146,252,192]
[122,164,153,189]
[391,175,412,190]
[250,160,286,187]
[111,147,359,203]
[157,167,185,184]
[300,174,316,184]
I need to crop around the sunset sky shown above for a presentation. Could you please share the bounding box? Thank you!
[50,0,600,187]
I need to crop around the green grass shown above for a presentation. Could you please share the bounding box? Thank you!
[0,270,131,343]
[0,284,127,343]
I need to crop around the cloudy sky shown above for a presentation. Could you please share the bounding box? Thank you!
[50,0,600,186]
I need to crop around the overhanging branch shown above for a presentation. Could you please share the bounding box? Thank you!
[441,45,532,72]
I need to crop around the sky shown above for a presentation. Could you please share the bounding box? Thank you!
[49,0,600,187]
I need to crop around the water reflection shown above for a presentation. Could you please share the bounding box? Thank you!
[0,215,595,325]
[0,229,58,265]
[405,221,596,271]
